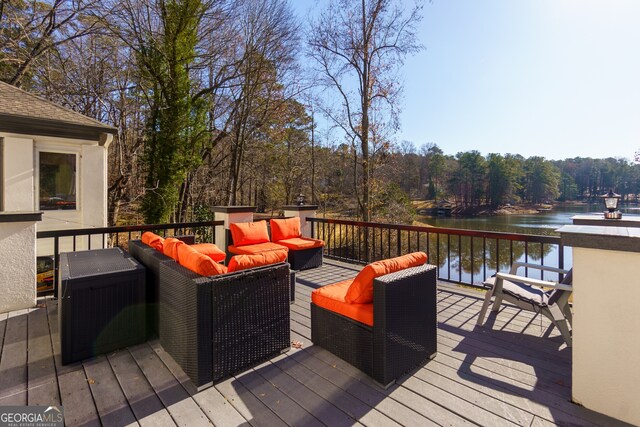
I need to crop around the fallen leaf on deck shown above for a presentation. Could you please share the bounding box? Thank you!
[87,378,95,384]
[36,303,46,308]
[291,340,303,349]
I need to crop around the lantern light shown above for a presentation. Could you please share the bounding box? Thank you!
[602,190,622,219]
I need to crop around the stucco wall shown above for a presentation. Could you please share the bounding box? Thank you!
[572,246,640,426]
[3,136,34,211]
[0,221,36,313]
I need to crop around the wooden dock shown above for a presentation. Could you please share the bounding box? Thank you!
[0,260,629,426]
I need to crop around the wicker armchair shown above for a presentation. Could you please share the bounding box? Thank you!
[158,261,291,389]
[311,264,437,387]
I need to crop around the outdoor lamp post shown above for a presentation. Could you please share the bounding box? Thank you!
[296,193,306,206]
[602,190,622,219]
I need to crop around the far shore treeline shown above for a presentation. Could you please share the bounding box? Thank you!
[1,0,638,226]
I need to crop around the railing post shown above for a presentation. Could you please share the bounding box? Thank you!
[212,206,256,260]
[283,204,318,238]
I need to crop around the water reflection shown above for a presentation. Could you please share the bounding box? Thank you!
[320,204,640,285]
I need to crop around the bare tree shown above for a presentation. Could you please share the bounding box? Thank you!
[0,0,101,87]
[308,0,423,221]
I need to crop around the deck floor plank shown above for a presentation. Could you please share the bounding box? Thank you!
[27,306,60,406]
[83,354,139,426]
[233,360,325,427]
[258,352,363,427]
[0,309,29,405]
[214,377,288,427]
[148,340,248,427]
[2,260,633,427]
[58,368,101,426]
[270,349,399,426]
[129,343,211,426]
[294,346,442,427]
[108,347,176,427]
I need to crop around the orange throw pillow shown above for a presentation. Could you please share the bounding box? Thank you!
[345,252,428,304]
[191,243,226,262]
[229,221,270,246]
[227,249,288,273]
[177,244,228,276]
[270,217,301,242]
[141,231,164,251]
[163,237,185,261]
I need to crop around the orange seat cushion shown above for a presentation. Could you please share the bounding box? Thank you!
[228,242,288,255]
[227,249,288,273]
[270,217,301,241]
[345,252,428,304]
[141,231,164,251]
[229,221,270,246]
[163,238,185,261]
[191,243,226,262]
[177,244,228,276]
[312,280,373,326]
[275,237,324,250]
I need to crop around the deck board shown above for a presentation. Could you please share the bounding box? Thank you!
[0,309,29,405]
[0,259,631,427]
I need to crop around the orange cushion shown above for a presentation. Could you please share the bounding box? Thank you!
[163,237,185,261]
[227,249,288,273]
[228,242,288,255]
[312,280,373,326]
[177,244,228,276]
[270,217,301,241]
[345,252,428,304]
[191,243,226,262]
[275,237,324,250]
[141,231,164,251]
[229,221,270,246]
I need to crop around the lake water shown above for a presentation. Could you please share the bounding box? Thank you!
[416,203,639,284]
[419,203,640,236]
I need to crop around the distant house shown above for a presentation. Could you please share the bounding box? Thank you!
[0,81,117,257]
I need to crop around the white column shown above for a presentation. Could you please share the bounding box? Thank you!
[559,224,640,426]
[283,205,318,238]
[0,213,42,313]
[212,206,256,250]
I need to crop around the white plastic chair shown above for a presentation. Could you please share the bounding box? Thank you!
[476,263,573,346]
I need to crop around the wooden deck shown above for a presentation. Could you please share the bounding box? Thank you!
[0,260,629,426]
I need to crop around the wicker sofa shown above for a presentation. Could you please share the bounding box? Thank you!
[129,239,291,389]
[311,257,437,387]
[158,260,291,389]
[129,237,194,338]
[227,219,324,271]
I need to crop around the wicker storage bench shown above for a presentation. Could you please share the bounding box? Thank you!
[59,248,146,364]
[311,264,437,387]
[158,261,291,389]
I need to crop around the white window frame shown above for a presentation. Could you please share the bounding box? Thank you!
[35,146,80,212]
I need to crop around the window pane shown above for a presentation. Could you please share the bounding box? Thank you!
[39,152,76,210]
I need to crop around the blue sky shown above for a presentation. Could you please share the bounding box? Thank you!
[294,1,640,161]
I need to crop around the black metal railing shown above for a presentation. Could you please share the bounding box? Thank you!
[37,220,223,296]
[308,218,567,286]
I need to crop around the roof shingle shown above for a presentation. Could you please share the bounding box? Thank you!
[0,81,115,132]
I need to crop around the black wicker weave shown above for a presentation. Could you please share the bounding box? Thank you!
[128,240,175,339]
[287,246,323,271]
[157,261,291,389]
[311,264,437,387]
[59,248,146,364]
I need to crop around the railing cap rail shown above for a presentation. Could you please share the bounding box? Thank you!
[307,217,561,243]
